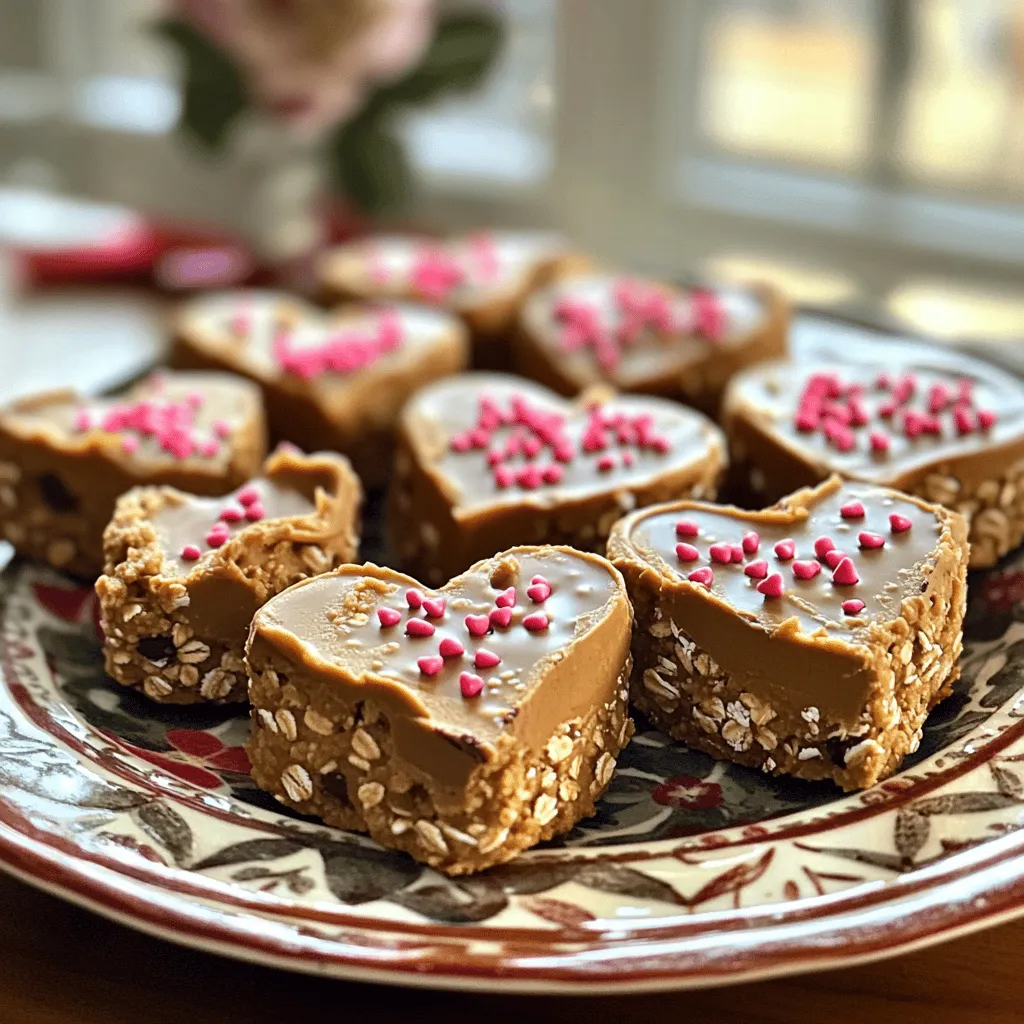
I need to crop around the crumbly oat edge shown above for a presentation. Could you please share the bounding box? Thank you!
[614,507,968,791]
[95,465,360,705]
[245,638,633,876]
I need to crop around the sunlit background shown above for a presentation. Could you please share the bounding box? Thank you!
[0,0,1023,357]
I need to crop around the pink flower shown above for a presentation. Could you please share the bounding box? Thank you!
[129,729,251,790]
[651,775,723,810]
[172,0,437,134]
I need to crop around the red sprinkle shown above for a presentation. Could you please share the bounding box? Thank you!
[527,581,552,603]
[977,408,997,430]
[489,607,514,629]
[675,543,700,562]
[842,599,865,616]
[792,560,821,580]
[244,502,265,522]
[220,506,243,523]
[438,637,464,658]
[709,543,733,564]
[831,557,860,586]
[406,589,424,609]
[858,531,885,549]
[757,573,785,598]
[823,549,846,570]
[181,544,202,561]
[953,406,975,435]
[495,586,517,608]
[523,612,549,631]
[596,454,616,472]
[890,513,912,533]
[813,536,835,560]
[869,431,891,454]
[377,607,401,627]
[542,464,564,485]
[774,539,796,560]
[840,501,865,519]
[742,531,760,554]
[465,614,490,636]
[417,655,444,676]
[237,486,259,507]
[422,597,447,618]
[205,528,228,548]
[744,560,768,579]
[687,567,714,588]
[474,649,501,669]
[675,519,699,538]
[406,619,435,637]
[730,544,745,563]
[460,672,484,699]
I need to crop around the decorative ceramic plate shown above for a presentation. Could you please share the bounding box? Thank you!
[3,539,1024,994]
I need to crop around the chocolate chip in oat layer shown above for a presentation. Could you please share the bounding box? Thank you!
[137,635,176,663]
[37,473,78,513]
[323,772,352,807]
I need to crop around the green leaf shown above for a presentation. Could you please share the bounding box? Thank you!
[376,9,504,108]
[326,112,412,214]
[153,18,248,153]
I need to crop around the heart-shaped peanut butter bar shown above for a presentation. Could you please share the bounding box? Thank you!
[389,372,726,585]
[97,447,361,704]
[315,231,591,369]
[723,334,1024,568]
[172,289,468,488]
[607,476,968,791]
[0,370,265,577]
[516,273,789,412]
[246,546,633,874]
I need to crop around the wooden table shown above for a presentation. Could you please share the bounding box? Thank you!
[0,873,1020,1024]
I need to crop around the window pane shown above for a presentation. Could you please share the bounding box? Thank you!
[897,0,1024,193]
[401,0,555,184]
[696,0,876,171]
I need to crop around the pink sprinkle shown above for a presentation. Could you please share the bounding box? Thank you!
[792,560,821,580]
[928,383,952,414]
[840,501,865,519]
[824,549,846,570]
[181,544,202,561]
[244,502,265,522]
[417,655,444,676]
[523,612,549,632]
[687,567,714,588]
[542,465,564,485]
[709,543,733,564]
[495,587,517,609]
[675,543,700,562]
[516,465,544,490]
[237,486,259,507]
[205,529,227,548]
[73,409,92,432]
[869,431,891,454]
[465,614,490,636]
[890,514,912,533]
[774,539,795,560]
[451,434,472,453]
[438,637,464,658]
[794,409,819,432]
[489,606,514,629]
[757,573,785,599]
[596,454,616,472]
[220,506,243,523]
[474,649,501,669]
[213,419,232,438]
[185,390,204,408]
[621,451,635,467]
[858,531,885,550]
[977,408,997,430]
[730,544,745,563]
[494,466,515,488]
[527,581,552,603]
[831,557,859,586]
[406,589,424,609]
[842,599,865,616]
[675,519,699,538]
[875,372,893,390]
[742,532,760,555]
[953,406,975,435]
[878,400,896,418]
[460,672,484,699]
[198,439,219,458]
[377,608,401,627]
[813,536,835,560]
[531,574,549,585]
[406,619,435,638]
[744,560,768,580]
[422,597,446,618]
[121,435,140,455]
